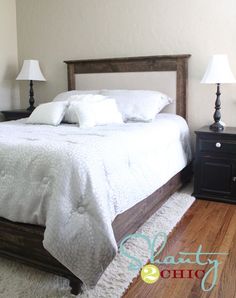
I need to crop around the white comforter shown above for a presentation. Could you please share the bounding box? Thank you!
[0,113,191,287]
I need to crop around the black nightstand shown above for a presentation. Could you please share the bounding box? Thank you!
[193,126,236,204]
[1,109,32,121]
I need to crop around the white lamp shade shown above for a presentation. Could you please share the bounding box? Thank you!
[16,60,46,81]
[201,55,236,84]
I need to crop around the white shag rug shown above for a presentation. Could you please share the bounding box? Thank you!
[0,192,195,298]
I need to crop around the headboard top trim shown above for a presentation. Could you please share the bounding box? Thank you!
[64,54,191,64]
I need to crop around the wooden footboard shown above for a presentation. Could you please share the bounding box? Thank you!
[0,164,192,295]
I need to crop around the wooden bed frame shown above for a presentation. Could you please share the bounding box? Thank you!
[0,54,191,295]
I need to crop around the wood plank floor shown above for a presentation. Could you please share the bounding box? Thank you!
[123,199,236,298]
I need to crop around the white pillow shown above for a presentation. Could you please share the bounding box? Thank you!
[100,89,173,122]
[63,94,108,123]
[71,98,123,128]
[53,90,100,102]
[27,102,68,125]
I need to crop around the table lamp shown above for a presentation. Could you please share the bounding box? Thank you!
[16,60,46,111]
[201,55,236,131]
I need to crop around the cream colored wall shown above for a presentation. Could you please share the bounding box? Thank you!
[16,0,236,131]
[0,0,19,117]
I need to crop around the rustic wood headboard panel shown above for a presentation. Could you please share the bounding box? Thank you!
[64,55,191,119]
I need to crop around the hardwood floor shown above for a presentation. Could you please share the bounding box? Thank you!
[123,199,236,298]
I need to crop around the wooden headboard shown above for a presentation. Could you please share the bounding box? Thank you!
[64,55,191,119]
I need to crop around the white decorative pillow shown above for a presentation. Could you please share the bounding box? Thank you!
[53,90,100,102]
[71,98,123,128]
[63,94,108,123]
[100,89,173,122]
[27,102,68,125]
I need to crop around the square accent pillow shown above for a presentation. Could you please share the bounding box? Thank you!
[63,94,107,123]
[71,98,123,128]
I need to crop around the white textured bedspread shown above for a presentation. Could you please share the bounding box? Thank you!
[0,113,191,287]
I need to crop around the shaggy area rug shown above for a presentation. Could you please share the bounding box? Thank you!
[0,192,195,298]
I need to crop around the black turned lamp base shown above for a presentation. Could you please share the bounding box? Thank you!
[209,83,224,132]
[27,80,36,112]
[209,122,224,132]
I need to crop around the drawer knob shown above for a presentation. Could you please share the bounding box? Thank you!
[216,142,221,148]
[232,177,236,183]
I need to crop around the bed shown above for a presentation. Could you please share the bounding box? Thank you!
[0,54,191,295]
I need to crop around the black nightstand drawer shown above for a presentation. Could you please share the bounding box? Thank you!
[199,138,236,155]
